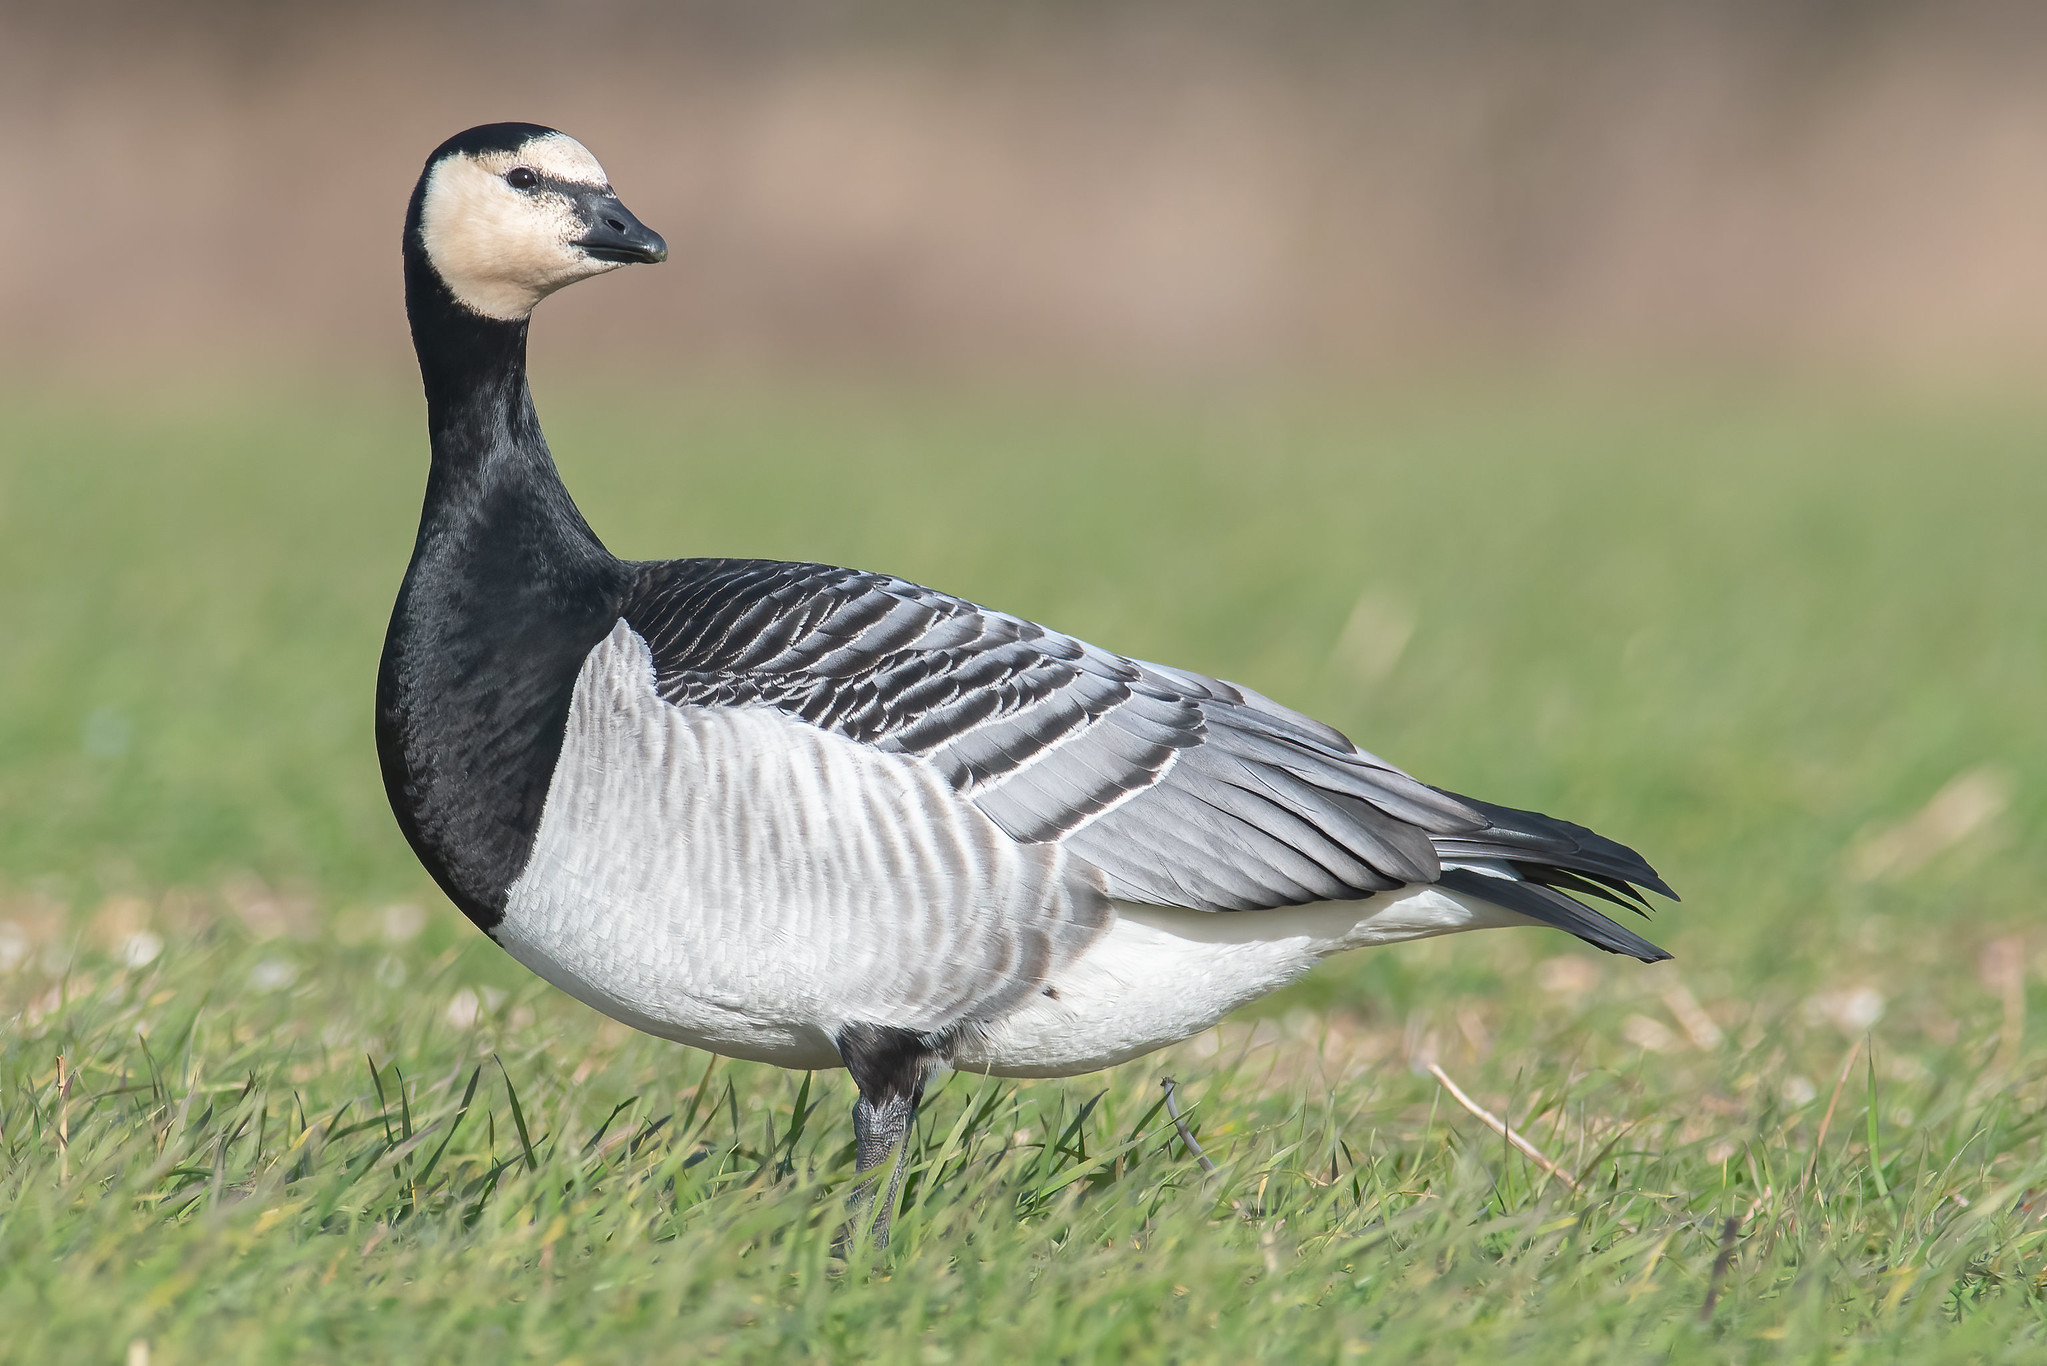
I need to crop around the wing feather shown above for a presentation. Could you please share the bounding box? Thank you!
[622,559,1674,948]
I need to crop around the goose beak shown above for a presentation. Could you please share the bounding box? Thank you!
[573,191,668,265]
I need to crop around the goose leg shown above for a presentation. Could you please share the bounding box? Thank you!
[838,1023,937,1249]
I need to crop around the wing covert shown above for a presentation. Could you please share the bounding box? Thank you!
[620,558,1492,912]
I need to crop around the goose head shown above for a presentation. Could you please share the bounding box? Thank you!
[410,122,666,322]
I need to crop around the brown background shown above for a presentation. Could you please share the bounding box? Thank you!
[5,0,2046,384]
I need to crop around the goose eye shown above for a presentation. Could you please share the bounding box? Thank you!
[506,167,538,190]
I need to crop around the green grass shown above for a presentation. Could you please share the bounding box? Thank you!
[2,380,2045,1362]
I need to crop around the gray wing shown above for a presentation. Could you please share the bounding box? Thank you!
[622,559,1674,956]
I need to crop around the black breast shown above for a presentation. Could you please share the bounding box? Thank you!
[376,466,630,931]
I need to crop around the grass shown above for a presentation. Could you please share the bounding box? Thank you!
[1,378,2045,1362]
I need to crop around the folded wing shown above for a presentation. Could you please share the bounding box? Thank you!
[622,559,1674,959]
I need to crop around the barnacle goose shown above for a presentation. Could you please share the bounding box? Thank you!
[379,123,1677,1242]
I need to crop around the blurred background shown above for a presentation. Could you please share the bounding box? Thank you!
[4,0,2047,386]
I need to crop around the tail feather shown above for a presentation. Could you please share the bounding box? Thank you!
[1438,866,1671,962]
[1429,788,1678,900]
[1428,788,1677,963]
[1520,865,1652,913]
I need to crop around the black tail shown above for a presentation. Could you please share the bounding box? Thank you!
[1430,790,1677,964]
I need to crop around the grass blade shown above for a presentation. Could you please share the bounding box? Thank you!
[494,1056,539,1175]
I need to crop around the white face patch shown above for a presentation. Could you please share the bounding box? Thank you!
[418,133,626,321]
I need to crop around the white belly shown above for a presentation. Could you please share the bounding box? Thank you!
[494,622,1097,1070]
[956,887,1522,1077]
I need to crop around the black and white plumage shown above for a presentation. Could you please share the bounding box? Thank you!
[378,124,1677,1243]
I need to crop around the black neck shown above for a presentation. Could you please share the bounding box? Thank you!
[408,240,532,414]
[377,212,633,931]
[402,237,608,557]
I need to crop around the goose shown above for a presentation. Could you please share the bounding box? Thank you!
[378,122,1677,1243]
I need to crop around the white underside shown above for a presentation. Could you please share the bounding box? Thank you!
[958,888,1522,1076]
[497,623,1530,1078]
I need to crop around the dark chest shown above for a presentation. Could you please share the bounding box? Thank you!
[376,482,630,930]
